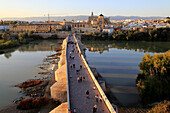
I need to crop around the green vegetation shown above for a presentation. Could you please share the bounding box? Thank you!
[82,31,113,40]
[2,32,9,41]
[147,100,170,113]
[0,20,18,25]
[136,51,170,104]
[82,28,170,41]
[0,32,43,49]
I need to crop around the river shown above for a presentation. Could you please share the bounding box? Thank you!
[82,40,170,106]
[0,40,62,109]
[0,39,169,108]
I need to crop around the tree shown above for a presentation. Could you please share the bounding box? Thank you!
[2,32,9,41]
[1,20,3,25]
[9,21,13,24]
[18,33,23,41]
[136,51,170,104]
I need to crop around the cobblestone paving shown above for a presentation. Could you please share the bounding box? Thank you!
[67,36,110,113]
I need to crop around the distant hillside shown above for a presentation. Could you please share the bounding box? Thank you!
[1,16,165,22]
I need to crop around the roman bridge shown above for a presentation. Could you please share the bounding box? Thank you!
[50,34,117,113]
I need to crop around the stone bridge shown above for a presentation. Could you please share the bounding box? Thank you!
[50,34,117,113]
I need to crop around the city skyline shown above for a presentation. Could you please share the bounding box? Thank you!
[0,0,170,18]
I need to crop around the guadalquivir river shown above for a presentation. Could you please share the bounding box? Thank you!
[82,40,170,106]
[0,39,170,108]
[0,40,62,109]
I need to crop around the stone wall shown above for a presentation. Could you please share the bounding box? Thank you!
[50,38,68,112]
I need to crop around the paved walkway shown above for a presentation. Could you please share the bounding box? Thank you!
[67,36,110,113]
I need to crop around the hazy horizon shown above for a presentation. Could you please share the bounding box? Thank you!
[0,15,165,22]
[0,0,169,19]
[1,15,166,19]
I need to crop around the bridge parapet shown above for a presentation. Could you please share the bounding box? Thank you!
[65,36,71,113]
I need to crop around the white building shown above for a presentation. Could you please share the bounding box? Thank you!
[103,28,114,34]
[0,25,9,30]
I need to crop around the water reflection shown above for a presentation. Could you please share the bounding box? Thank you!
[18,40,62,52]
[1,40,63,59]
[0,40,62,109]
[82,40,170,106]
[82,40,170,54]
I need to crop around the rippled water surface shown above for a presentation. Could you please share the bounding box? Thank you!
[82,40,170,106]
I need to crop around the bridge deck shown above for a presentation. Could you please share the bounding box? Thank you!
[67,36,110,113]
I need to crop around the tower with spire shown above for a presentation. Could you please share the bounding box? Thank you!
[91,12,93,17]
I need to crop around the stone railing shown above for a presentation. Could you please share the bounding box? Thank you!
[73,34,117,113]
[65,36,71,113]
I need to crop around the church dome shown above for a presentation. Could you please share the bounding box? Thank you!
[99,14,104,16]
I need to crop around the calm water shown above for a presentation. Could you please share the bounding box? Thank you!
[0,40,62,109]
[82,40,170,106]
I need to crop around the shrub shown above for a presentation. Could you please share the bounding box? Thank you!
[147,100,170,113]
[17,97,49,110]
[17,79,42,88]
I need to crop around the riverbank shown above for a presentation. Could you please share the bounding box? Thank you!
[0,40,63,112]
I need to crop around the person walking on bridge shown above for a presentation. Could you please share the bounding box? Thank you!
[95,95,99,102]
[86,90,89,99]
[92,104,97,113]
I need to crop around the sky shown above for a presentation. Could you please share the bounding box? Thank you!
[0,0,170,18]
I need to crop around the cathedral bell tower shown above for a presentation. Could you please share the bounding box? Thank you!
[91,12,93,17]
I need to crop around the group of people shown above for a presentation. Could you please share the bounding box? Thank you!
[85,90,103,112]
[77,76,85,83]
[95,94,103,102]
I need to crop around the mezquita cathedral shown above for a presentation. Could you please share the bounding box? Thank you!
[87,12,111,25]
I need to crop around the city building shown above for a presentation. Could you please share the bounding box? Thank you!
[88,12,111,26]
[71,12,111,33]
[9,19,72,33]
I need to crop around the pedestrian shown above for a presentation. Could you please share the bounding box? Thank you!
[76,69,80,75]
[73,64,75,68]
[72,56,74,60]
[82,76,85,82]
[70,64,72,68]
[95,95,99,102]
[99,96,103,102]
[80,65,82,69]
[92,104,97,113]
[92,106,96,113]
[77,77,80,83]
[73,108,76,113]
[86,90,89,98]
[80,76,82,82]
